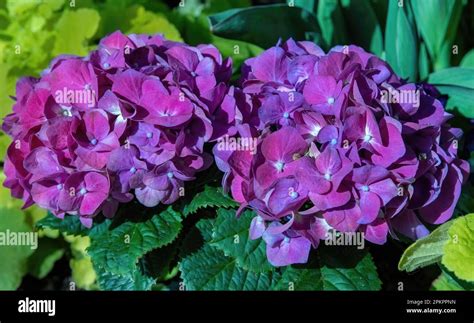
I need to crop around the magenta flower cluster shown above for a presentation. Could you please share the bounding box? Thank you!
[2,31,233,227]
[214,40,469,266]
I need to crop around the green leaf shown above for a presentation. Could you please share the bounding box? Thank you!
[293,0,317,13]
[273,250,381,291]
[274,266,323,291]
[27,237,65,279]
[87,207,182,275]
[316,0,348,49]
[53,8,100,56]
[212,35,263,73]
[127,6,182,41]
[211,209,272,272]
[196,218,215,242]
[398,221,453,272]
[461,49,474,68]
[179,244,280,290]
[442,214,474,282]
[340,0,383,56]
[418,42,430,80]
[433,85,474,118]
[70,256,97,290]
[385,0,418,81]
[36,213,90,236]
[96,266,154,291]
[209,4,320,49]
[432,272,465,291]
[428,67,474,89]
[411,0,462,63]
[183,185,238,217]
[0,207,35,290]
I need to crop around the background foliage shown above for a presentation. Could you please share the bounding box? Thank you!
[0,0,473,291]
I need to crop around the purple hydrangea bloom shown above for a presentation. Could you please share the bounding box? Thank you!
[2,31,233,227]
[215,40,469,267]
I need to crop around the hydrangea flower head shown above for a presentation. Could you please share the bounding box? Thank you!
[215,40,469,266]
[2,31,233,227]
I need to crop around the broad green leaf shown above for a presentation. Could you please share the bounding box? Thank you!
[211,209,272,272]
[196,218,215,242]
[316,0,348,49]
[398,221,453,272]
[209,4,320,49]
[432,272,465,291]
[319,253,381,290]
[385,0,418,81]
[411,0,462,63]
[418,42,430,80]
[274,266,323,291]
[70,257,97,290]
[127,6,182,42]
[434,85,474,118]
[183,185,238,217]
[36,213,90,236]
[87,207,182,275]
[442,214,474,282]
[340,0,383,56]
[53,8,100,56]
[0,207,35,290]
[179,244,279,290]
[27,237,65,279]
[293,0,317,13]
[212,35,263,73]
[274,250,381,291]
[428,67,474,89]
[96,266,154,291]
[461,49,474,68]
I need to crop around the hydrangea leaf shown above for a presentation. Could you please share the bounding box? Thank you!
[182,185,238,217]
[211,208,273,272]
[209,4,320,49]
[316,0,348,49]
[212,35,263,73]
[53,8,100,56]
[96,266,155,291]
[36,213,91,237]
[398,220,453,272]
[273,250,381,291]
[442,214,474,282]
[0,207,35,290]
[179,244,280,291]
[196,218,215,242]
[70,257,97,290]
[87,207,182,275]
[27,237,65,279]
[273,266,323,291]
[319,252,381,290]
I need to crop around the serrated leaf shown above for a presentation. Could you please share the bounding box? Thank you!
[180,244,279,291]
[53,8,100,56]
[398,221,453,272]
[183,185,237,216]
[211,209,272,272]
[274,250,381,291]
[36,213,90,236]
[442,214,474,282]
[27,237,65,279]
[196,218,215,242]
[87,207,182,275]
[96,266,154,291]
